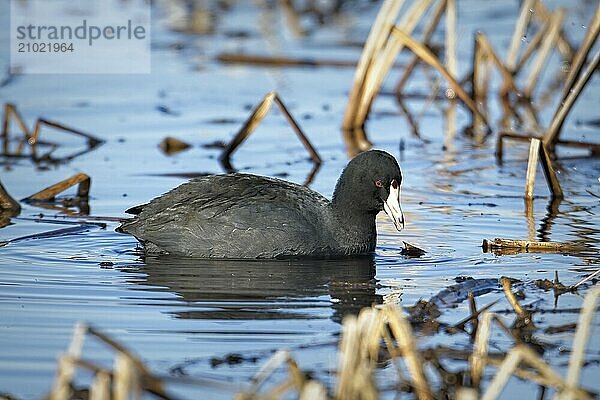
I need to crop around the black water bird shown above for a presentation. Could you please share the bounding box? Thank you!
[118,150,404,258]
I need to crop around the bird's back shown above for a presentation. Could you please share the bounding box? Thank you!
[119,174,336,258]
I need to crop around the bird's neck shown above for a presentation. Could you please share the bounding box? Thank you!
[330,200,378,252]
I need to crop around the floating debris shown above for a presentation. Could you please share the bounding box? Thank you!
[158,136,191,155]
[482,238,589,255]
[400,241,426,257]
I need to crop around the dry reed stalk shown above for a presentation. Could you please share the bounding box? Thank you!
[1,103,30,155]
[280,0,305,37]
[87,326,167,397]
[49,322,87,400]
[445,0,458,144]
[524,197,536,242]
[480,346,522,400]
[475,34,521,95]
[449,299,498,333]
[571,270,600,290]
[506,0,536,70]
[0,181,20,212]
[500,277,530,323]
[272,95,321,164]
[456,387,479,400]
[221,92,321,167]
[392,27,490,130]
[525,138,541,199]
[560,287,600,400]
[523,138,563,199]
[299,380,327,400]
[31,118,103,147]
[523,9,565,98]
[217,53,365,68]
[89,371,111,400]
[25,173,91,202]
[558,5,600,106]
[470,311,494,389]
[544,51,600,149]
[533,0,573,59]
[336,311,379,400]
[385,305,433,400]
[113,354,141,400]
[250,350,293,391]
[514,23,548,73]
[353,0,434,130]
[467,292,478,336]
[342,0,405,130]
[395,0,448,94]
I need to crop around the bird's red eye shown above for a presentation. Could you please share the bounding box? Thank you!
[375,180,383,188]
[391,179,398,189]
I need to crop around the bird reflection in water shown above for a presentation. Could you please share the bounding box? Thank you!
[125,255,382,324]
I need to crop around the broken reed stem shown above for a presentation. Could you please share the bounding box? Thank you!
[221,91,275,162]
[220,92,321,167]
[506,0,536,70]
[525,138,541,199]
[524,9,565,98]
[31,119,102,147]
[25,173,91,202]
[523,138,563,199]
[273,95,321,164]
[342,0,404,130]
[0,181,20,212]
[392,27,490,130]
[500,277,529,322]
[2,103,31,155]
[544,51,600,148]
[468,292,478,336]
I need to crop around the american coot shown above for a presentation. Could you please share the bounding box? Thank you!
[118,149,404,258]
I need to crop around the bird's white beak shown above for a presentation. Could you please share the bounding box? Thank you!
[383,181,404,231]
